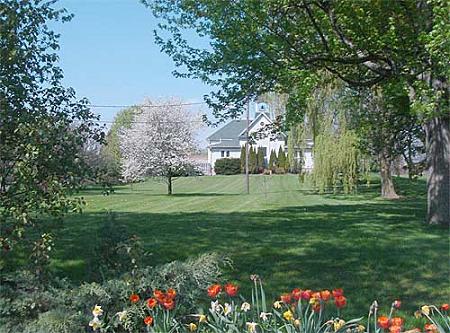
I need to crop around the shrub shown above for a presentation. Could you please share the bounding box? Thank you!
[0,253,230,333]
[214,158,241,175]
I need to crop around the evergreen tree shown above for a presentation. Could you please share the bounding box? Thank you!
[240,145,246,173]
[277,146,286,170]
[249,147,257,174]
[268,149,277,171]
[257,148,265,171]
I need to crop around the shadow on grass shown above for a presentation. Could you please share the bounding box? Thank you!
[51,193,448,317]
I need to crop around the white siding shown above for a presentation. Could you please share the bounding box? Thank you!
[208,148,241,174]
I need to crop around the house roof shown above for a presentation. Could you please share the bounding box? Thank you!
[207,120,248,147]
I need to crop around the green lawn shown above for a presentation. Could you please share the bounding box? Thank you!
[51,174,448,317]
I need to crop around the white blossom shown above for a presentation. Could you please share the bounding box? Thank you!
[120,98,200,191]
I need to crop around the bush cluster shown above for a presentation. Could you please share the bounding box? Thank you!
[214,158,241,175]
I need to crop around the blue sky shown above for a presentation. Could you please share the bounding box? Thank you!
[54,0,217,144]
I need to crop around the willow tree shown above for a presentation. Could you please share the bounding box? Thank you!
[147,0,449,224]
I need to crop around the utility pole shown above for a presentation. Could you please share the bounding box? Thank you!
[245,99,250,194]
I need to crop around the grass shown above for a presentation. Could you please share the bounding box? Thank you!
[50,174,448,317]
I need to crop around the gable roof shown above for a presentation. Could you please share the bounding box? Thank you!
[207,120,248,147]
[237,112,272,137]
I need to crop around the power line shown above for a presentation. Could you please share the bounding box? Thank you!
[99,120,205,124]
[89,101,207,108]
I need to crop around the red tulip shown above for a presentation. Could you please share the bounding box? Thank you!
[291,288,302,301]
[162,298,175,310]
[225,283,239,297]
[301,290,312,300]
[334,295,347,308]
[129,293,140,303]
[391,317,403,327]
[280,293,292,304]
[441,303,449,311]
[389,325,401,333]
[332,288,344,298]
[207,284,222,298]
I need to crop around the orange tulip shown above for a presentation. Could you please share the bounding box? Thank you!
[207,284,222,298]
[225,283,239,297]
[424,323,438,333]
[166,288,177,300]
[377,316,390,329]
[389,325,402,333]
[129,293,140,303]
[146,298,157,309]
[441,303,449,311]
[320,290,331,301]
[144,316,154,326]
[154,289,165,302]
[391,317,404,327]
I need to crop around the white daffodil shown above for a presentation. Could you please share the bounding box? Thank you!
[246,322,258,333]
[116,310,127,322]
[259,312,272,321]
[210,300,221,313]
[273,301,282,309]
[89,317,102,331]
[241,302,251,312]
[92,305,103,317]
[224,303,233,316]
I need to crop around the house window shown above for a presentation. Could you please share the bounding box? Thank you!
[221,151,225,157]
[226,151,230,157]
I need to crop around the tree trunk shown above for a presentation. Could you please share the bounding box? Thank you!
[167,175,172,195]
[424,115,450,225]
[379,150,400,199]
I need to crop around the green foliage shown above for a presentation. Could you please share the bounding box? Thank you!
[313,131,359,194]
[240,145,246,173]
[249,147,258,174]
[100,107,137,182]
[0,253,228,333]
[268,150,277,171]
[0,0,105,255]
[214,158,241,175]
[277,146,286,170]
[257,148,265,170]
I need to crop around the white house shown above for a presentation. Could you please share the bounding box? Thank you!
[206,102,314,174]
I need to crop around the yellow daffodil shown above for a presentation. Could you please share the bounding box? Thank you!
[92,305,103,317]
[283,310,294,321]
[273,301,282,309]
[198,314,207,323]
[246,322,257,333]
[421,305,430,315]
[189,323,197,332]
[89,317,102,331]
[116,310,127,322]
[333,319,345,331]
[294,319,301,327]
[357,325,365,332]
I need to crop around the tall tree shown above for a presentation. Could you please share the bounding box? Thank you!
[120,98,199,195]
[240,145,246,173]
[0,0,104,252]
[256,147,265,170]
[148,0,450,225]
[100,106,137,180]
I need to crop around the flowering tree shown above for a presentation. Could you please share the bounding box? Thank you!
[120,98,199,194]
